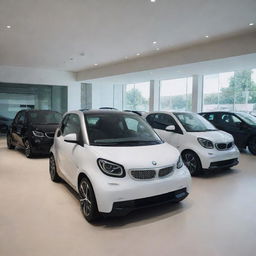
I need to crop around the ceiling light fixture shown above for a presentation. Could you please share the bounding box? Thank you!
[150,0,156,2]
[249,23,254,26]
[5,25,11,29]
[153,41,157,44]
[156,47,160,51]
[205,35,209,38]
[136,53,141,56]
[94,63,98,66]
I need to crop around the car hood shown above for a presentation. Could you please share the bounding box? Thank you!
[188,130,234,143]
[89,142,180,169]
[31,124,59,133]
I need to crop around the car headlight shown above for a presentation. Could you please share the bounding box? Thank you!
[176,156,183,169]
[32,131,45,137]
[97,158,125,177]
[197,137,214,149]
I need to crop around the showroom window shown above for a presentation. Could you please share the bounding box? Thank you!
[159,77,192,111]
[124,82,150,111]
[0,83,67,134]
[203,69,256,112]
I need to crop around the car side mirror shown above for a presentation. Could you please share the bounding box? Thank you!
[64,133,78,143]
[165,125,175,132]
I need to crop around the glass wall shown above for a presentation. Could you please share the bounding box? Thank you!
[124,82,150,111]
[203,69,256,112]
[0,83,67,134]
[160,77,192,111]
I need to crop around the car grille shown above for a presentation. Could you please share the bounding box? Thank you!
[45,132,55,138]
[130,170,156,180]
[210,158,238,168]
[159,166,174,177]
[215,142,233,151]
[130,165,174,180]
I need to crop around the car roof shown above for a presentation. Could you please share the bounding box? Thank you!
[147,111,194,115]
[81,109,135,115]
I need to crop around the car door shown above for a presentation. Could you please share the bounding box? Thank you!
[55,114,84,186]
[12,111,26,146]
[215,113,248,147]
[147,113,182,149]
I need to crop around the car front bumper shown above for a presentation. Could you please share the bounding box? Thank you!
[30,136,54,154]
[93,166,191,213]
[198,146,240,169]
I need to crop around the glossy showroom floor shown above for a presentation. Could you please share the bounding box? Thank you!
[0,138,255,256]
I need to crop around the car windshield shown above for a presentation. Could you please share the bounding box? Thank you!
[174,112,217,132]
[236,112,256,126]
[28,111,62,125]
[84,113,162,146]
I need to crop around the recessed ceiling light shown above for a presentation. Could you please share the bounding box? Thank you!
[205,35,209,38]
[150,0,156,2]
[249,23,254,26]
[136,53,141,56]
[153,41,157,44]
[156,47,160,51]
[5,25,11,29]
[94,63,98,66]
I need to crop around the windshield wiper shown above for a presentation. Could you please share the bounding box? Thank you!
[93,140,160,146]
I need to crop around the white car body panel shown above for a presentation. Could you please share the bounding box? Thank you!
[51,111,191,213]
[148,111,240,169]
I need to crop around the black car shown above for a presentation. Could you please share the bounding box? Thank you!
[7,110,62,157]
[200,111,256,155]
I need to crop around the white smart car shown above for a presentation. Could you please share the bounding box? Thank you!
[146,112,240,175]
[49,110,191,222]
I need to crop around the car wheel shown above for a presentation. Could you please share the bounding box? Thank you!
[49,155,61,182]
[79,177,99,222]
[248,136,256,155]
[7,134,15,149]
[24,140,33,158]
[182,151,202,176]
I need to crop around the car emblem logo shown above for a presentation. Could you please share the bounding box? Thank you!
[152,161,157,166]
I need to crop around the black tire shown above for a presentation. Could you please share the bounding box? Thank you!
[49,155,61,182]
[248,136,256,155]
[24,139,34,158]
[79,177,99,222]
[182,151,202,176]
[7,133,15,149]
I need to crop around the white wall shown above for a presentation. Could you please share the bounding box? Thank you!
[91,81,114,109]
[0,66,81,111]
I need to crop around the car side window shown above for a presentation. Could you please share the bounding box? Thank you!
[219,113,242,126]
[17,112,25,125]
[155,114,176,130]
[60,115,70,134]
[63,114,82,142]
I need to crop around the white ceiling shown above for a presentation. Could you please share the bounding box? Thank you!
[0,0,255,72]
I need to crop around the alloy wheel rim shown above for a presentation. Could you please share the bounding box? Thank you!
[79,181,92,217]
[7,135,11,147]
[250,138,256,152]
[183,153,197,173]
[50,156,56,179]
[25,141,30,156]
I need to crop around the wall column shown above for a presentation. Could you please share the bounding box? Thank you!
[192,75,203,113]
[149,80,160,112]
